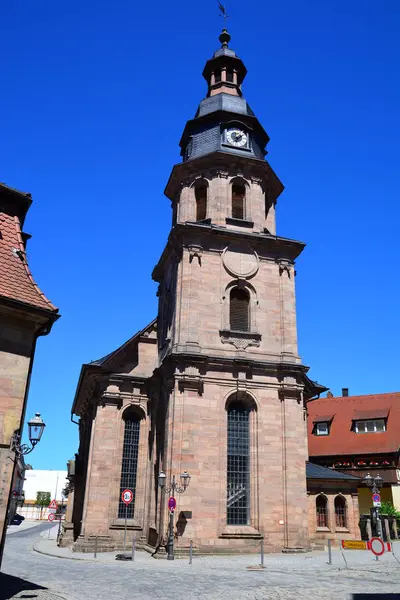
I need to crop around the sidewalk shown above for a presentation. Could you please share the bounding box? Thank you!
[7,519,44,535]
[32,531,400,572]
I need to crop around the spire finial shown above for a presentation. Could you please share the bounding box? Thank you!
[219,28,231,48]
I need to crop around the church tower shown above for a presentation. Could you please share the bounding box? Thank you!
[152,29,322,552]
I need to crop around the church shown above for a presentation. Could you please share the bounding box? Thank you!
[64,29,331,555]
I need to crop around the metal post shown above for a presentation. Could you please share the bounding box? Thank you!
[132,535,136,561]
[123,502,128,554]
[94,535,98,559]
[260,539,264,567]
[167,509,174,560]
[189,539,193,564]
[327,538,332,565]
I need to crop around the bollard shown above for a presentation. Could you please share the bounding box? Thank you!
[189,539,193,565]
[260,539,264,567]
[327,538,332,565]
[94,536,98,559]
[132,536,136,562]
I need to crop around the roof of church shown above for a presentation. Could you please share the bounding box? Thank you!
[0,184,58,313]
[89,318,157,367]
[306,462,360,481]
[308,392,400,456]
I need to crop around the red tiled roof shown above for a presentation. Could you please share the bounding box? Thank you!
[0,211,57,312]
[307,392,400,457]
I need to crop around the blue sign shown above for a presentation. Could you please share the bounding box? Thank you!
[372,493,381,503]
[168,496,177,511]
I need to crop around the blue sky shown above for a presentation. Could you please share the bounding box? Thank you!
[1,1,399,470]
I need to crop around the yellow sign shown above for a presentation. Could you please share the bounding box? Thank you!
[341,540,367,550]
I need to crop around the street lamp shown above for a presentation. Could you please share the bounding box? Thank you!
[363,473,384,539]
[158,470,191,560]
[10,413,46,457]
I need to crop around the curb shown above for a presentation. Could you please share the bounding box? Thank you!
[33,541,98,562]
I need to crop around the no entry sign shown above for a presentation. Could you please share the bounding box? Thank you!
[122,489,133,505]
[369,537,385,556]
[168,496,177,511]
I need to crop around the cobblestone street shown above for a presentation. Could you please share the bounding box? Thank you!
[1,524,400,600]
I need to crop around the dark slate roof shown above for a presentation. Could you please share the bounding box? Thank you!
[306,462,361,481]
[88,318,157,367]
[195,94,255,118]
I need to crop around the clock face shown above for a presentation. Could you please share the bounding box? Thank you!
[226,128,248,148]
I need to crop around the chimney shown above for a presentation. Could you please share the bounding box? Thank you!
[342,388,349,397]
[327,391,333,398]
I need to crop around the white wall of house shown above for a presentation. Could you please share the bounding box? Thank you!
[20,470,68,519]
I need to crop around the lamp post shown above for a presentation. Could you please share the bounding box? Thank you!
[158,470,191,560]
[10,413,46,457]
[363,473,384,539]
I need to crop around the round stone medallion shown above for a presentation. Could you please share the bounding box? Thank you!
[222,244,259,279]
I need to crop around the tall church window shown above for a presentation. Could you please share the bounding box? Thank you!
[232,182,246,220]
[316,495,328,528]
[335,496,347,528]
[230,287,250,332]
[118,412,141,519]
[227,402,250,525]
[195,183,207,221]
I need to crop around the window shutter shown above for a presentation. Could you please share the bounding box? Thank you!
[195,185,207,221]
[230,288,250,332]
[232,183,245,220]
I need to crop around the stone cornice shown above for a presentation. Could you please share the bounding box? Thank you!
[164,151,283,204]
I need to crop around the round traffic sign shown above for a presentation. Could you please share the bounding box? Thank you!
[122,489,133,505]
[372,493,381,503]
[168,496,177,511]
[48,513,55,522]
[370,537,385,556]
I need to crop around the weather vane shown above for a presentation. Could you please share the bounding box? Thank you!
[218,2,229,25]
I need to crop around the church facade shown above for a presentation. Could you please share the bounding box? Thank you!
[66,30,326,555]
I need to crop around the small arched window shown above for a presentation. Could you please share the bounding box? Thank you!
[232,182,246,220]
[227,401,250,525]
[118,412,141,519]
[214,69,222,83]
[195,183,207,221]
[335,496,347,528]
[230,287,250,332]
[316,495,328,528]
[226,70,234,83]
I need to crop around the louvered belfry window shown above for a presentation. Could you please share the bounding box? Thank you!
[195,184,207,221]
[230,288,250,332]
[227,402,250,525]
[232,182,246,220]
[118,414,140,519]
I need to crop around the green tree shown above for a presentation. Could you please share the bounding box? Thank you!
[380,501,400,528]
[35,491,51,519]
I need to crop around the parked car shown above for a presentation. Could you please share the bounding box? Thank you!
[11,513,25,525]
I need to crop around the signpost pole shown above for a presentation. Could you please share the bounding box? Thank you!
[123,502,128,554]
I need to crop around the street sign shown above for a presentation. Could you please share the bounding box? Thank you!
[372,493,381,503]
[168,496,177,512]
[373,501,381,507]
[341,540,367,550]
[48,513,55,522]
[48,499,58,510]
[369,537,385,556]
[122,489,133,505]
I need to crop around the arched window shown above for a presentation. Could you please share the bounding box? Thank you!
[227,402,250,525]
[230,287,250,332]
[195,183,207,221]
[335,496,347,528]
[232,182,246,220]
[214,69,222,83]
[316,495,328,528]
[118,412,141,519]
